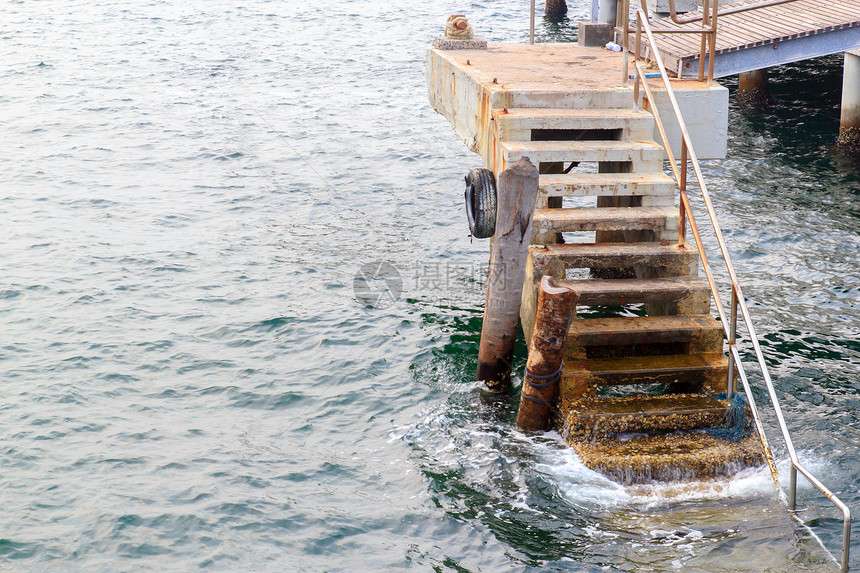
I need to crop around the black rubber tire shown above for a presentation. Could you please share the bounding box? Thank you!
[464,168,497,239]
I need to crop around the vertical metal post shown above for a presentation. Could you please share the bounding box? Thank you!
[789,464,797,510]
[678,140,687,246]
[633,20,642,105]
[697,0,709,80]
[727,285,738,399]
[707,0,718,83]
[592,0,600,22]
[530,0,536,44]
[621,0,629,85]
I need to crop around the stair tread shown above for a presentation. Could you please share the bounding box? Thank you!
[532,241,694,259]
[566,352,728,375]
[567,432,764,484]
[503,140,662,153]
[503,140,665,164]
[539,172,676,197]
[498,108,654,120]
[561,394,730,438]
[568,314,722,341]
[556,275,709,300]
[539,172,674,185]
[565,393,728,418]
[533,206,676,232]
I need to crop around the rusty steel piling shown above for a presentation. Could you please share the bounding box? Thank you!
[516,276,578,431]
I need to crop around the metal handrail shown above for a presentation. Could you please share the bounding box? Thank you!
[625,3,852,570]
[622,0,719,82]
[665,0,802,25]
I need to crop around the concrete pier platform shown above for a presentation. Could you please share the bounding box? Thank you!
[426,43,728,164]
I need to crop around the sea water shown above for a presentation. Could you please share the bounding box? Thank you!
[1,1,857,571]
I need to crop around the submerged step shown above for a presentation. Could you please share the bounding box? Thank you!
[561,393,729,439]
[568,432,764,484]
[561,352,729,398]
[532,206,678,234]
[539,172,676,198]
[501,140,664,165]
[530,242,697,272]
[555,275,710,308]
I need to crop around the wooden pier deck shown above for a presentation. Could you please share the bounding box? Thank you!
[643,0,860,78]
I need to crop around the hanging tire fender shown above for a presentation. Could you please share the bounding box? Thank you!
[464,168,497,239]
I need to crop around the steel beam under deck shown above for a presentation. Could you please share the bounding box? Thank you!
[672,26,860,78]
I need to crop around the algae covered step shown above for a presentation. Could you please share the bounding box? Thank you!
[561,393,730,438]
[560,352,730,399]
[566,314,724,356]
[554,275,710,310]
[568,432,765,484]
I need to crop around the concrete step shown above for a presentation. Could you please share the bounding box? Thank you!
[501,140,664,165]
[532,206,678,234]
[555,275,710,309]
[530,242,697,272]
[539,172,676,198]
[561,394,730,439]
[567,432,764,484]
[494,108,654,140]
[561,353,729,397]
[567,314,724,354]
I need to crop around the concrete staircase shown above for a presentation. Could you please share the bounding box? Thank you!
[492,106,763,484]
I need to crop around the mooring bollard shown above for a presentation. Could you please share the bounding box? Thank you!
[476,157,539,392]
[516,276,578,432]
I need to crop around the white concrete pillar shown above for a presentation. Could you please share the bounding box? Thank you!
[598,0,617,24]
[838,50,860,151]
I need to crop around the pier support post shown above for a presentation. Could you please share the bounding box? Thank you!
[516,276,578,431]
[737,69,773,107]
[545,0,568,22]
[476,157,540,392]
[598,0,617,25]
[837,50,860,153]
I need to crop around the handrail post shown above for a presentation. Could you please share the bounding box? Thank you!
[621,0,630,85]
[634,19,642,106]
[529,0,536,44]
[697,1,708,80]
[789,464,798,510]
[679,140,687,246]
[727,285,738,398]
[708,0,718,83]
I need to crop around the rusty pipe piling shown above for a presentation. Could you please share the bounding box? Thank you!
[516,276,578,432]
